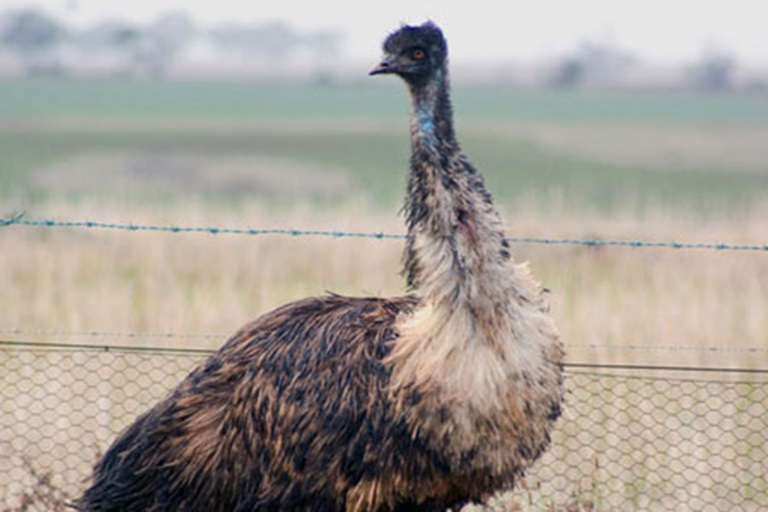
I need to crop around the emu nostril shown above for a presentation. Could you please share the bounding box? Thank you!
[369,60,392,75]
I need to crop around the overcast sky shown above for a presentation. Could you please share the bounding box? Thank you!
[14,0,768,66]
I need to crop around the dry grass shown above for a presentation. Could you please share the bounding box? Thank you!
[2,198,766,366]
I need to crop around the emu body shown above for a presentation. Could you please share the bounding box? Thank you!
[76,22,563,512]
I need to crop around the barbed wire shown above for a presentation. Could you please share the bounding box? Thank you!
[3,213,767,252]
[2,214,403,240]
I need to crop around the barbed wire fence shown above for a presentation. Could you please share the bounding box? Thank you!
[4,212,768,251]
[2,214,767,511]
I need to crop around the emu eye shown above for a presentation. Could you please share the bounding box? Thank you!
[412,49,426,60]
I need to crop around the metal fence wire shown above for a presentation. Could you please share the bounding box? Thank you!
[4,214,768,252]
[1,342,767,512]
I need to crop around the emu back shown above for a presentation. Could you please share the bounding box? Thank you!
[77,296,429,511]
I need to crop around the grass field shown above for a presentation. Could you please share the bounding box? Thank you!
[1,78,767,510]
[2,78,768,209]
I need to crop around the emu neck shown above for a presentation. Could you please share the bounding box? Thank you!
[403,69,511,312]
[390,64,556,416]
[408,69,455,150]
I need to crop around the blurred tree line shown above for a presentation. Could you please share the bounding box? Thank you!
[0,7,762,91]
[0,7,343,78]
[546,38,750,92]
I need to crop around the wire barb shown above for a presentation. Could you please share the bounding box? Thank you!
[0,210,26,226]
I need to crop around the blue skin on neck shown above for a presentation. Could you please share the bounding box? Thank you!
[413,68,442,148]
[416,102,436,146]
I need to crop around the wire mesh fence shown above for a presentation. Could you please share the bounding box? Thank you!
[526,370,767,511]
[1,341,766,511]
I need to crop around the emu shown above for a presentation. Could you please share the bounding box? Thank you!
[75,22,563,512]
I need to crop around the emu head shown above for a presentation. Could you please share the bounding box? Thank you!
[369,21,448,88]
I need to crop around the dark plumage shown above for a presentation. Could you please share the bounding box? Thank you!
[75,22,563,512]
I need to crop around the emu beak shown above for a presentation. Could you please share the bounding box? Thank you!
[369,56,397,75]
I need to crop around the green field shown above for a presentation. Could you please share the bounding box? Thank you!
[2,78,768,212]
[3,78,768,121]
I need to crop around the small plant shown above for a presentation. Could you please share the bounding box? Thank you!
[2,457,74,512]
